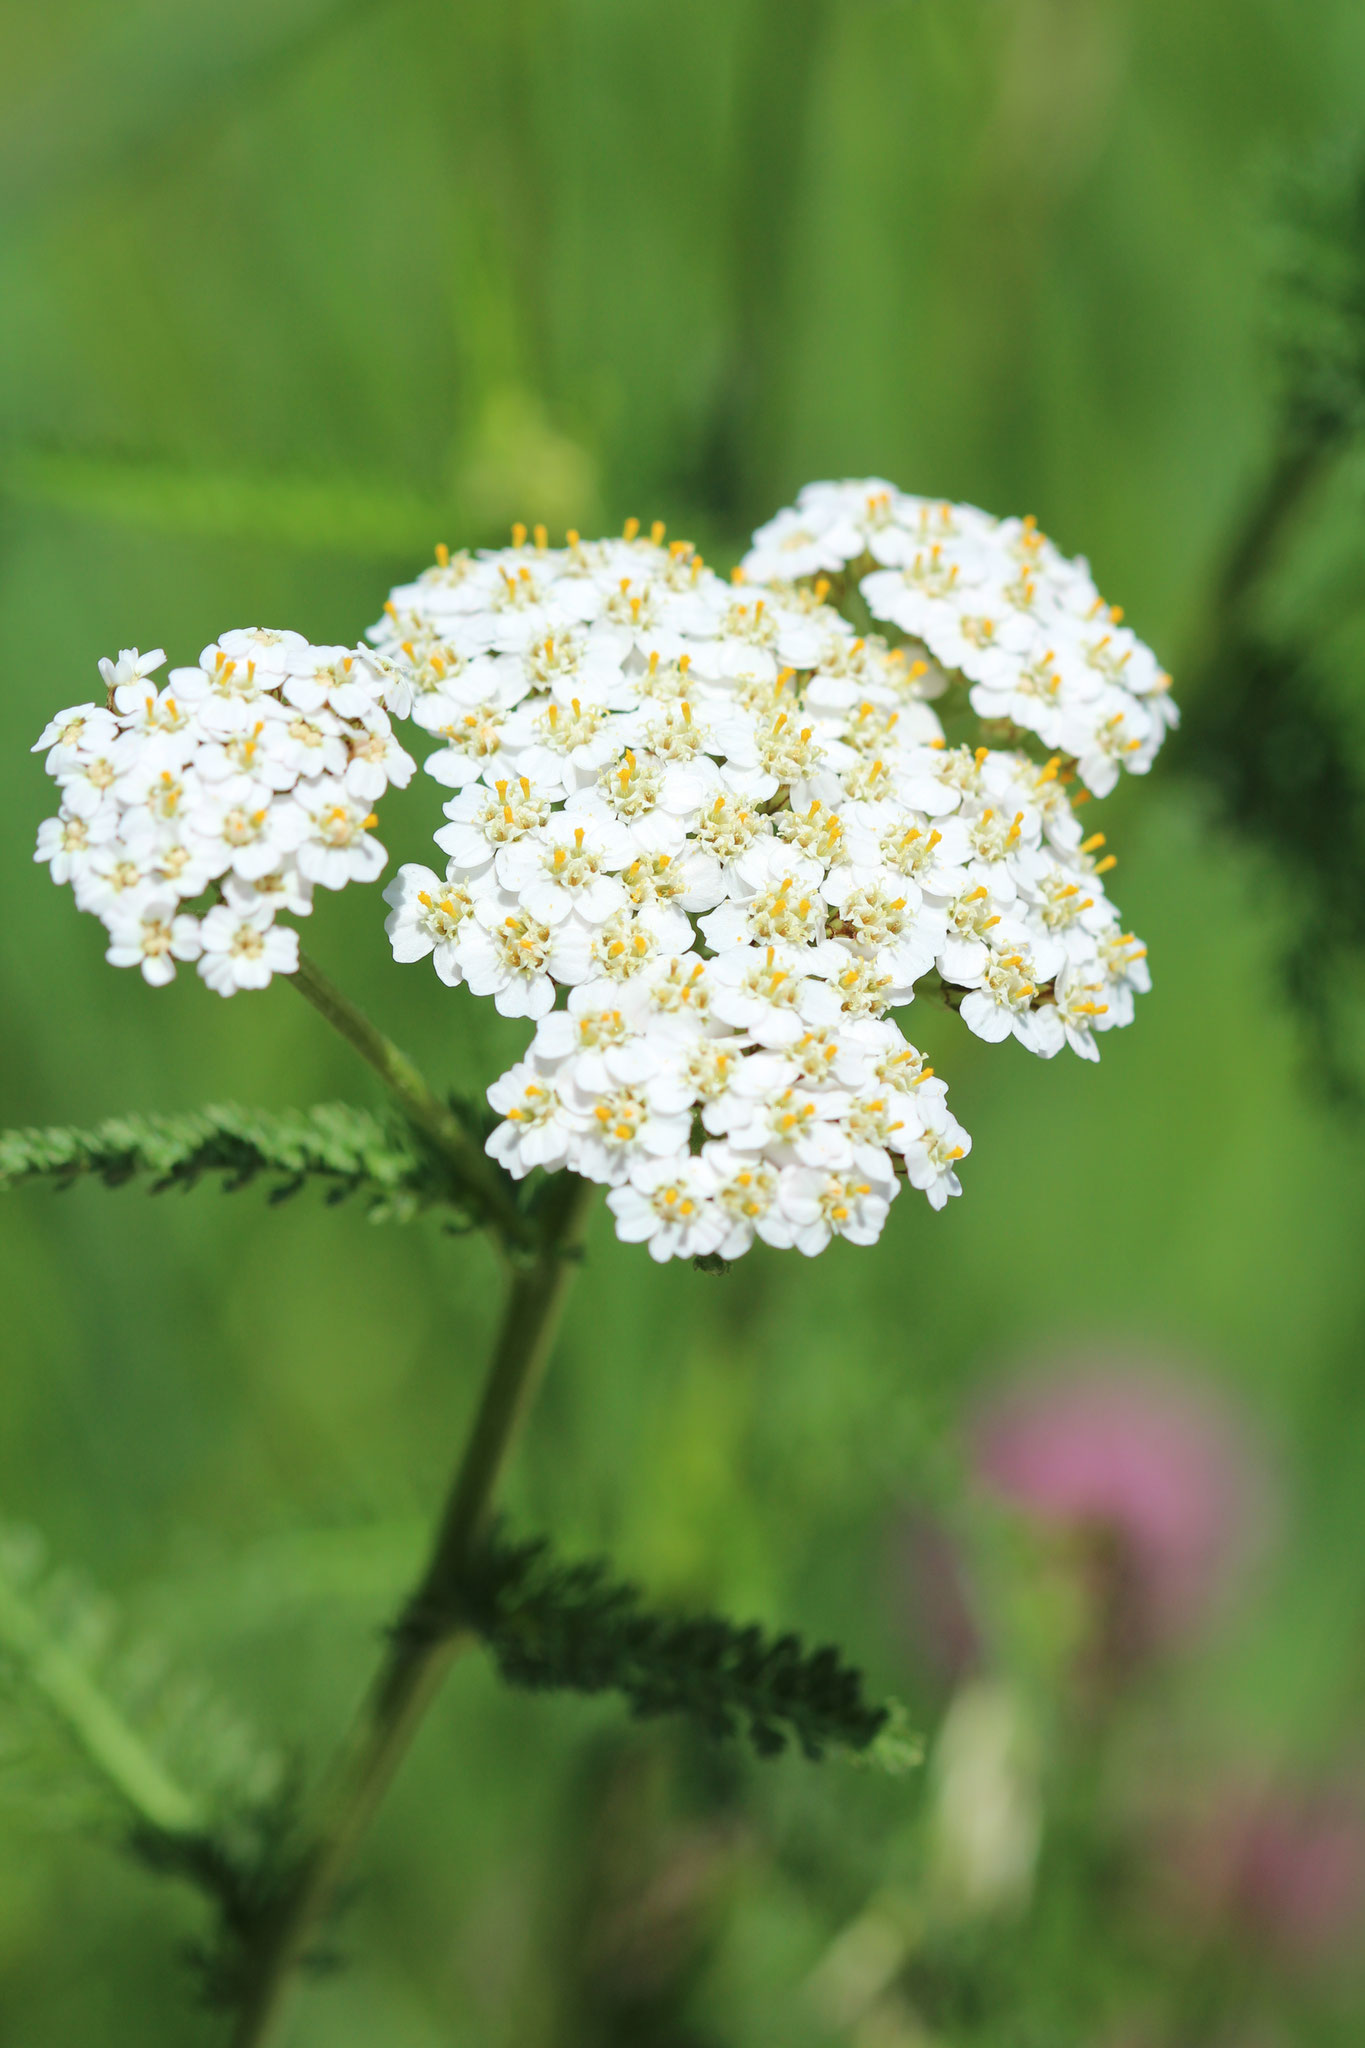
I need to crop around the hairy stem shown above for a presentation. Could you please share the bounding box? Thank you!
[0,1568,203,1841]
[290,948,532,1251]
[227,1172,594,2048]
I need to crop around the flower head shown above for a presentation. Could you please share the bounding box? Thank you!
[34,635,408,996]
[366,497,1166,1258]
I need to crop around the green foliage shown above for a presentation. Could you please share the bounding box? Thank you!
[1272,135,1365,450]
[460,1533,904,1766]
[0,1102,466,1224]
[5,0,1365,2039]
[0,1525,280,1847]
[1179,136,1365,1094]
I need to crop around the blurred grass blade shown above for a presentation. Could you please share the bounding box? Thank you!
[1,447,446,558]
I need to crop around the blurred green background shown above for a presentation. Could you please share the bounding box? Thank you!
[4,2,1365,2043]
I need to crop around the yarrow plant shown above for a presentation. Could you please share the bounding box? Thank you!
[36,489,1166,1267]
[16,483,1172,2043]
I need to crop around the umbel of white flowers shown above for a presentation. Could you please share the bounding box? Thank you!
[33,483,1172,1263]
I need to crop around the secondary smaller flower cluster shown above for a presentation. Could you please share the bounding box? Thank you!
[32,631,413,993]
[744,482,1177,795]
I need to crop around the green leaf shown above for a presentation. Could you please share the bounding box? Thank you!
[456,1532,912,1767]
[0,1525,280,1844]
[0,1102,471,1224]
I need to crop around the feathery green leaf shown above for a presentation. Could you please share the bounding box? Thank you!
[0,1102,475,1224]
[455,1533,910,1767]
[0,1526,281,1845]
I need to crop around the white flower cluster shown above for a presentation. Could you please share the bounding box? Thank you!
[32,488,1166,1261]
[744,481,1177,796]
[378,498,1163,1262]
[32,630,414,994]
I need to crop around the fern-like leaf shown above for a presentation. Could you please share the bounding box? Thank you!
[0,1102,473,1224]
[457,1533,911,1767]
[0,1526,282,1845]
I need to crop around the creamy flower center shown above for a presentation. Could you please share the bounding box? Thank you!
[416,885,473,942]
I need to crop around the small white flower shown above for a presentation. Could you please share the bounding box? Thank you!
[224,863,315,921]
[458,895,589,1018]
[197,901,299,996]
[958,940,1065,1052]
[901,1100,972,1210]
[279,644,368,714]
[382,863,475,985]
[34,806,116,883]
[821,870,943,993]
[96,648,166,697]
[435,774,553,874]
[562,1076,692,1186]
[495,811,633,926]
[586,903,692,982]
[937,885,1019,986]
[190,791,296,883]
[646,1033,748,1115]
[290,783,387,890]
[51,743,124,820]
[1092,925,1151,1027]
[33,702,120,770]
[104,899,202,986]
[1039,960,1115,1061]
[779,1157,898,1255]
[708,944,816,1048]
[499,691,620,795]
[216,627,315,679]
[742,503,867,584]
[73,842,161,922]
[341,712,416,802]
[485,1057,586,1178]
[606,1155,727,1262]
[530,988,659,1089]
[705,1058,850,1169]
[699,846,830,954]
[702,1143,798,1256]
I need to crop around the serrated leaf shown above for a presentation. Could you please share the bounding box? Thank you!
[458,1532,911,1766]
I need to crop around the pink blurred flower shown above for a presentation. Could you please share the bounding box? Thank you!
[1168,1777,1365,1972]
[973,1357,1271,1665]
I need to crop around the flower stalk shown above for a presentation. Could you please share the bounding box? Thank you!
[226,1170,593,2048]
[290,948,534,1252]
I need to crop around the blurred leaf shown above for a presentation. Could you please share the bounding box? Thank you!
[1271,130,1365,450]
[0,1524,280,1844]
[1,447,448,558]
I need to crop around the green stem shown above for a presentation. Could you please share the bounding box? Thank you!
[0,1568,203,1841]
[290,948,533,1252]
[226,1172,594,2048]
